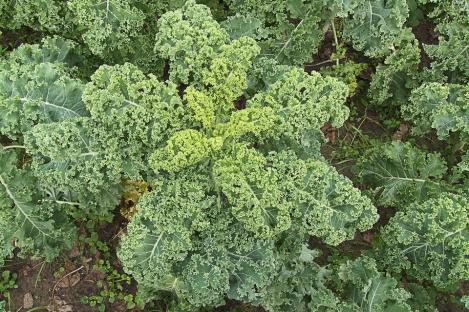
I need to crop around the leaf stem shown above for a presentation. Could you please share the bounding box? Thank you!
[0,174,52,238]
[331,19,340,66]
[2,145,26,150]
[54,200,81,206]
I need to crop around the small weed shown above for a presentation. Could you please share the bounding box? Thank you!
[81,259,142,311]
[0,270,17,310]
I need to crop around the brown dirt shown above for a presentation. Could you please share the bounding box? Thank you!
[412,20,439,69]
[0,27,43,50]
[4,257,97,311]
[304,30,335,73]
[3,210,136,312]
[0,135,12,146]
[321,106,391,180]
[412,20,438,45]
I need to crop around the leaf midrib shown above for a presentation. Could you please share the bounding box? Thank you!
[0,173,52,238]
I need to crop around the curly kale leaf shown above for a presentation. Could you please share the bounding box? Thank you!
[402,82,469,140]
[119,172,276,308]
[155,0,230,84]
[119,173,212,291]
[247,68,349,142]
[25,119,121,220]
[258,244,356,312]
[68,0,145,57]
[0,148,75,261]
[450,151,469,193]
[337,256,412,312]
[25,63,187,219]
[246,56,291,93]
[423,3,469,81]
[258,248,412,312]
[1,37,83,68]
[0,64,86,139]
[200,36,261,111]
[0,38,87,139]
[68,0,162,72]
[379,193,469,289]
[287,154,378,246]
[224,0,345,65]
[82,63,188,154]
[368,39,421,108]
[356,141,448,207]
[213,147,293,238]
[342,0,413,57]
[221,15,265,40]
[0,0,68,32]
[150,129,223,173]
[405,284,438,312]
[319,61,368,96]
[0,208,14,267]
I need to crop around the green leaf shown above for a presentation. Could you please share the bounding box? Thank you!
[0,148,75,261]
[379,193,469,289]
[247,69,350,142]
[68,0,146,57]
[0,37,87,138]
[403,82,469,140]
[155,0,229,84]
[289,156,378,246]
[221,15,264,40]
[213,146,292,238]
[368,39,420,108]
[356,141,448,207]
[342,0,412,57]
[0,0,67,31]
[339,256,412,312]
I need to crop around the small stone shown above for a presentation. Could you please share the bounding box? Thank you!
[392,122,410,141]
[68,246,80,258]
[363,232,374,244]
[23,293,34,309]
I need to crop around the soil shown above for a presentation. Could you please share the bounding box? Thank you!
[5,257,98,312]
[0,28,43,50]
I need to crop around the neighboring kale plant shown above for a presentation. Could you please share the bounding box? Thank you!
[402,82,469,141]
[0,36,187,263]
[356,141,449,207]
[0,0,69,32]
[378,193,468,290]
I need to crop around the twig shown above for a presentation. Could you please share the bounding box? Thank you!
[330,19,340,66]
[304,59,336,68]
[34,261,46,288]
[364,116,387,131]
[334,159,354,165]
[112,227,126,241]
[52,265,84,294]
